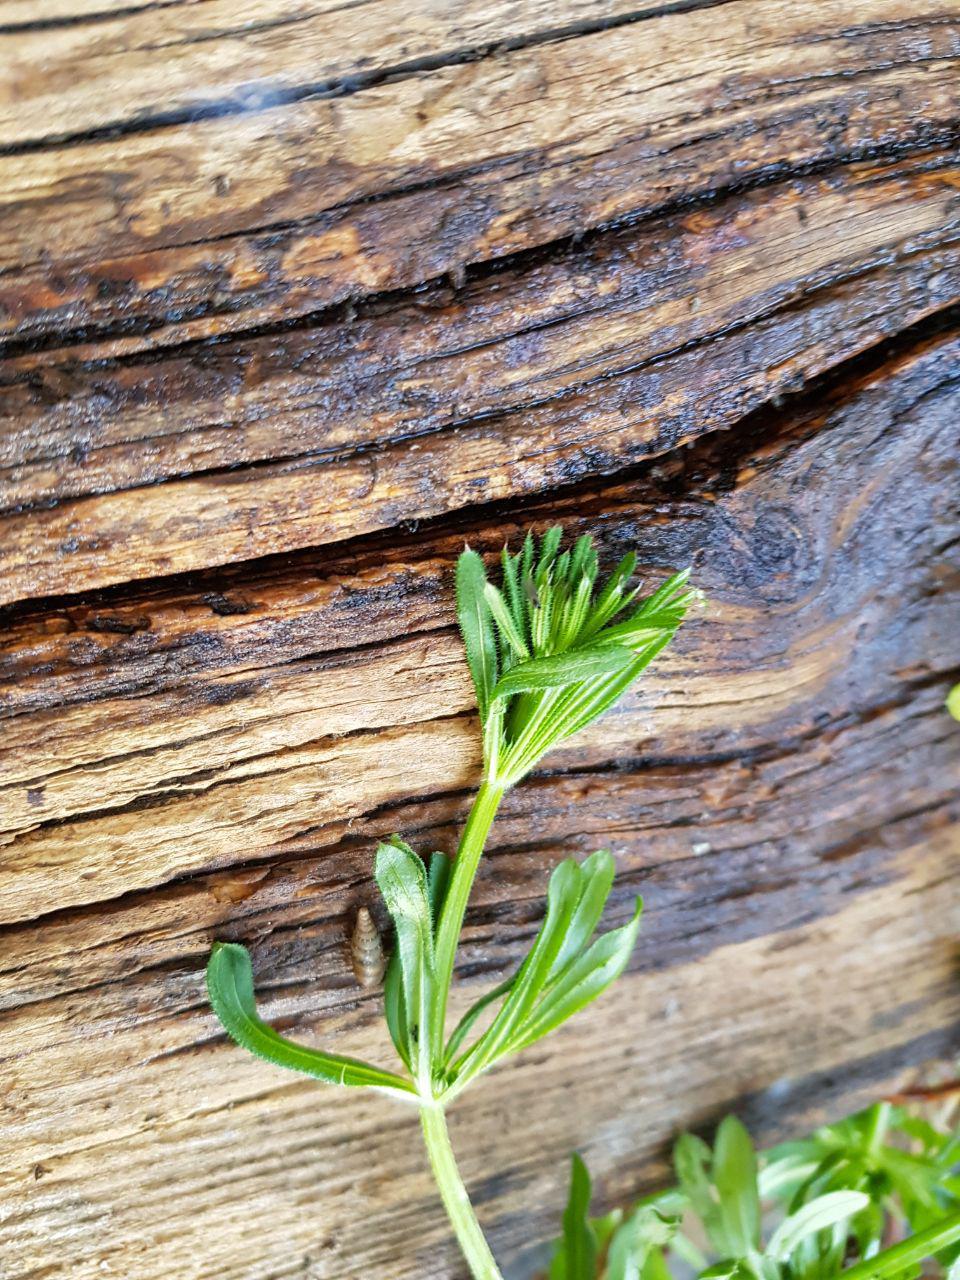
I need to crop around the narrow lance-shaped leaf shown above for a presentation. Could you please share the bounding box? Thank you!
[579,551,638,639]
[451,859,582,1082]
[382,943,410,1071]
[484,581,531,659]
[426,850,453,927]
[766,1191,870,1261]
[443,974,515,1067]
[561,1154,598,1280]
[206,942,415,1094]
[509,898,643,1054]
[456,547,497,719]
[500,545,526,650]
[548,848,616,979]
[567,534,596,587]
[537,525,564,575]
[490,643,635,702]
[714,1115,761,1257]
[374,839,436,1089]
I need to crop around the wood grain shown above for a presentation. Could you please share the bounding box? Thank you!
[1,1,956,356]
[0,827,955,1279]
[1,328,957,920]
[3,149,960,604]
[0,0,660,146]
[1,3,958,1277]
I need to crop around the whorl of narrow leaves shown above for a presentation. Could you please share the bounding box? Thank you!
[456,528,697,785]
[550,1101,960,1280]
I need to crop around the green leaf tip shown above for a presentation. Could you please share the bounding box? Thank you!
[375,837,437,1089]
[205,939,415,1096]
[456,528,698,787]
[442,852,642,1090]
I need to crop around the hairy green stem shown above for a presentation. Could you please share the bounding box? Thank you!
[431,779,506,1060]
[839,1209,960,1280]
[420,1104,505,1280]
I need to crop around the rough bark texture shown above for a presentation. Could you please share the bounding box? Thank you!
[0,3,958,1278]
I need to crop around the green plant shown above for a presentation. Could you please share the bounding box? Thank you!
[206,526,698,1280]
[548,1099,960,1280]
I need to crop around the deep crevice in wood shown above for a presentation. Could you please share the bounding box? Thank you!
[2,134,957,365]
[2,299,955,625]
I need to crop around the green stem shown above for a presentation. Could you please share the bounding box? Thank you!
[420,1104,504,1280]
[838,1209,960,1280]
[864,1101,891,1160]
[431,779,506,1059]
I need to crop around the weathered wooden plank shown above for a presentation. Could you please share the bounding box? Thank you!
[1,670,953,1010]
[2,152,958,605]
[0,835,956,1278]
[1,330,956,921]
[0,0,657,146]
[0,2,956,353]
[1,4,957,1279]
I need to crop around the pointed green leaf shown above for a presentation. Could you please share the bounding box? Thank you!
[443,974,515,1066]
[549,849,616,979]
[562,1154,597,1280]
[510,898,642,1053]
[501,545,527,646]
[451,859,582,1081]
[383,944,411,1071]
[580,552,637,638]
[427,851,453,928]
[374,839,436,1086]
[567,534,597,587]
[456,546,497,719]
[537,525,564,575]
[519,530,535,606]
[544,634,676,746]
[484,581,531,659]
[767,1191,869,1261]
[490,644,635,702]
[633,567,693,617]
[206,942,414,1093]
[715,1115,761,1256]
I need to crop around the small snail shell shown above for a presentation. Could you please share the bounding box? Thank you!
[351,907,385,988]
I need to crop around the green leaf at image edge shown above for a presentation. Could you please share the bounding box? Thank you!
[560,1154,598,1280]
[206,942,415,1094]
[713,1115,761,1256]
